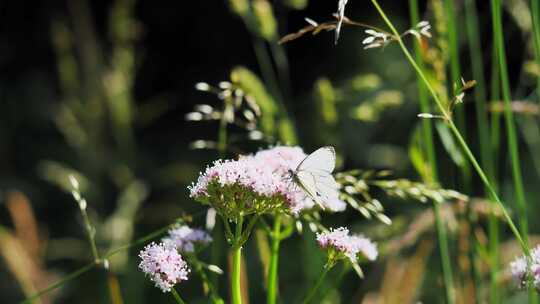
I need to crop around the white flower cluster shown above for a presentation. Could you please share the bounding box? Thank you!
[316,227,378,263]
[405,21,432,40]
[362,29,389,49]
[163,225,212,253]
[510,245,540,290]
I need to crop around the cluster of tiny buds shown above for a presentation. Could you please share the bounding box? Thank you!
[362,21,431,50]
[404,21,432,40]
[362,29,389,49]
[69,175,87,211]
[188,81,263,147]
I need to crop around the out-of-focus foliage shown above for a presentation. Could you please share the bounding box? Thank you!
[2,0,540,303]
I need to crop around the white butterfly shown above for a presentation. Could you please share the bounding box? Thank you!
[289,146,342,209]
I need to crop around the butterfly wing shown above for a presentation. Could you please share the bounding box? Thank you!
[296,146,336,174]
[294,146,340,209]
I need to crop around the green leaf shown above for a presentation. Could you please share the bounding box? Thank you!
[435,121,465,167]
[408,124,431,181]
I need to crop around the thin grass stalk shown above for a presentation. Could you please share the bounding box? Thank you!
[252,37,283,104]
[531,0,540,102]
[171,287,187,304]
[445,0,472,195]
[492,1,537,302]
[266,215,282,304]
[463,0,499,301]
[490,0,530,244]
[490,49,502,176]
[302,266,330,304]
[408,2,455,303]
[269,43,292,103]
[369,0,529,256]
[22,222,176,303]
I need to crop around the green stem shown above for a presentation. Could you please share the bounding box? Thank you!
[252,37,282,103]
[491,0,529,245]
[464,0,499,301]
[231,216,244,304]
[302,266,331,304]
[171,287,187,304]
[409,1,455,303]
[492,1,535,301]
[444,0,465,133]
[22,222,177,303]
[532,0,540,102]
[21,262,94,304]
[369,0,529,255]
[266,216,282,304]
[269,43,291,103]
[189,256,223,303]
[446,0,473,195]
[80,207,100,263]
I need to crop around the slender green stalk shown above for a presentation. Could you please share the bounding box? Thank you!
[21,262,95,304]
[433,203,456,303]
[490,49,502,174]
[491,0,529,244]
[408,2,455,303]
[408,0,438,184]
[189,255,223,303]
[531,0,540,101]
[493,1,536,302]
[444,0,465,134]
[22,222,176,303]
[231,216,244,304]
[269,43,292,102]
[266,216,282,304]
[80,207,100,262]
[301,266,331,304]
[251,37,282,102]
[464,0,499,301]
[445,0,473,196]
[369,0,529,255]
[171,288,187,304]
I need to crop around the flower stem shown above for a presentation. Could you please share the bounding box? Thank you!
[171,287,187,304]
[231,216,244,304]
[369,0,528,255]
[266,216,282,304]
[189,255,223,303]
[302,266,331,304]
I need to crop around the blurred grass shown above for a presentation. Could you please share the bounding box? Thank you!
[2,0,540,303]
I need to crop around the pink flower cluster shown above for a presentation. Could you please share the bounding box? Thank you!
[163,225,212,253]
[510,245,540,290]
[316,227,378,262]
[189,146,346,215]
[139,242,190,292]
